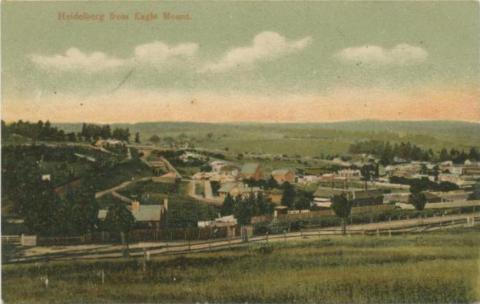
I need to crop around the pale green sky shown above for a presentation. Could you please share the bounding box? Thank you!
[2,1,479,122]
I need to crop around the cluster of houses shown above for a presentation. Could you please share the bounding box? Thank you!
[384,160,479,188]
[190,154,480,211]
[194,160,293,193]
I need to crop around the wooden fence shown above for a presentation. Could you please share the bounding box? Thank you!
[5,214,479,264]
[251,204,396,224]
[34,226,237,246]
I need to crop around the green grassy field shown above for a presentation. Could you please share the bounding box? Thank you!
[56,120,480,157]
[3,228,479,303]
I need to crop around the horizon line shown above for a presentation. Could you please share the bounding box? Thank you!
[3,118,480,125]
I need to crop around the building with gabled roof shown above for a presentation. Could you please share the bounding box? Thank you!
[218,182,262,199]
[271,168,295,184]
[241,163,263,181]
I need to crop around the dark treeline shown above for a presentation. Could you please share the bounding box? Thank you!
[80,123,130,142]
[1,144,132,236]
[221,193,275,225]
[389,176,459,192]
[2,120,132,143]
[2,155,99,236]
[2,120,76,142]
[349,140,480,165]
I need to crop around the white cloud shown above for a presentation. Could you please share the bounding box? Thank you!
[30,41,199,73]
[29,48,125,73]
[200,31,312,73]
[335,44,428,66]
[29,33,310,74]
[133,41,198,65]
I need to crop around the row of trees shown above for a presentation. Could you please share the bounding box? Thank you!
[349,140,479,165]
[220,182,314,226]
[15,175,100,236]
[2,120,76,142]
[1,120,140,143]
[280,182,313,210]
[438,147,479,164]
[80,123,131,142]
[12,164,137,239]
[221,193,275,225]
[389,176,459,192]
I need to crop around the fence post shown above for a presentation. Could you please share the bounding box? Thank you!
[266,232,269,243]
[284,230,287,242]
[376,228,380,236]
[101,269,105,285]
[43,275,49,289]
[142,249,147,272]
[388,229,392,237]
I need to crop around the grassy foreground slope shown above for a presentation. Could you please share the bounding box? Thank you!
[3,228,480,303]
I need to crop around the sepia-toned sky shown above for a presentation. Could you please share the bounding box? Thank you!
[2,1,479,123]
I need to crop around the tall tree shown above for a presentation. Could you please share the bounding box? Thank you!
[409,181,427,211]
[295,191,313,210]
[104,203,135,256]
[255,192,273,215]
[20,179,63,236]
[67,181,99,235]
[234,196,253,226]
[331,194,353,235]
[149,134,161,144]
[468,183,480,200]
[281,182,296,209]
[221,194,235,216]
[266,176,279,189]
[360,164,373,190]
[468,147,479,161]
[439,148,449,162]
[410,192,427,211]
[432,165,440,181]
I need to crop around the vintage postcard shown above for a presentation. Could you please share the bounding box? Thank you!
[1,1,479,303]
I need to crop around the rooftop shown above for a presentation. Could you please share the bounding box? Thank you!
[271,168,294,176]
[241,163,261,175]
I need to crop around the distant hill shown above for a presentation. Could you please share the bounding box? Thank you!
[55,120,480,139]
[52,120,479,157]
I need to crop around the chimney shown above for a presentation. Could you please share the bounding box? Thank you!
[131,200,140,212]
[163,198,168,211]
